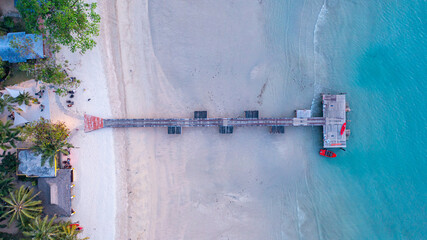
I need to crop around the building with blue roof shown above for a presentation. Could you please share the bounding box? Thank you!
[0,32,44,63]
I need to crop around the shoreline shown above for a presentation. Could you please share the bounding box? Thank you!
[99,0,128,236]
[52,0,119,238]
[70,0,325,239]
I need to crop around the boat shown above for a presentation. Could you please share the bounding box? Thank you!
[319,149,337,158]
[340,122,346,135]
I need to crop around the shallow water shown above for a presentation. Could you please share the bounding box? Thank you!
[265,0,426,239]
[145,0,426,239]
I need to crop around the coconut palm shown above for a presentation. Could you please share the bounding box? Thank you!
[1,185,43,226]
[23,215,59,240]
[14,91,35,106]
[0,173,13,198]
[0,120,22,151]
[0,94,16,114]
[32,140,73,167]
[58,221,89,240]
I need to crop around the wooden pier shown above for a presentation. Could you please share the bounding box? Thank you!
[85,94,349,148]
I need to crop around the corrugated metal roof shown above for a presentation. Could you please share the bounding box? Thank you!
[17,149,55,177]
[0,32,44,63]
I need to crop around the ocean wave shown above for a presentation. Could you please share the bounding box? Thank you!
[312,0,329,113]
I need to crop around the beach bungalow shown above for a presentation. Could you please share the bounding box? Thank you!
[0,32,44,63]
[17,149,74,217]
[37,169,73,217]
[17,149,57,177]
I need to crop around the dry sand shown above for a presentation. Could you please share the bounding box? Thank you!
[64,0,326,239]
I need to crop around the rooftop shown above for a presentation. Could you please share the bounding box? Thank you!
[17,149,56,177]
[37,169,72,217]
[0,32,44,63]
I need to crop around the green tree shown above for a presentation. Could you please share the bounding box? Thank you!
[16,0,101,54]
[0,173,14,198]
[0,57,6,79]
[0,120,22,151]
[0,152,19,175]
[0,94,17,114]
[22,118,74,166]
[13,91,36,106]
[1,185,43,226]
[2,17,15,31]
[18,60,80,96]
[58,221,89,240]
[23,215,59,240]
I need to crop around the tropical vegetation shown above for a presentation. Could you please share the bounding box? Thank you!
[22,118,74,166]
[0,174,14,198]
[0,121,22,151]
[13,91,36,106]
[18,60,80,96]
[16,0,101,54]
[0,57,6,80]
[0,94,17,114]
[58,221,89,240]
[0,1,96,238]
[1,185,43,226]
[0,151,19,175]
[23,215,59,240]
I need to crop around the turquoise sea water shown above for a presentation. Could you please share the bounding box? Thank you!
[266,1,426,239]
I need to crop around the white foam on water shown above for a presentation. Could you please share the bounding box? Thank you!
[312,0,329,113]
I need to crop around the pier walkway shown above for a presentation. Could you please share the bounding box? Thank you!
[85,94,349,148]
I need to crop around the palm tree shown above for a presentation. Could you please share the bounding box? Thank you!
[0,94,16,114]
[23,215,59,240]
[0,120,22,151]
[14,91,35,106]
[0,173,13,198]
[1,185,43,226]
[32,140,73,167]
[58,221,89,240]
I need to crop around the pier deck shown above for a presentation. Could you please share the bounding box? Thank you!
[102,117,326,128]
[84,94,349,148]
[323,94,347,148]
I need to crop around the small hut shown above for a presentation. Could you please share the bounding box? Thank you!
[17,149,56,177]
[37,169,73,217]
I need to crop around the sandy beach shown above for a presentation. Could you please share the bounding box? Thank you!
[54,38,116,239]
[52,0,427,239]
[62,0,328,239]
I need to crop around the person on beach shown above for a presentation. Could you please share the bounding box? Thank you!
[40,104,45,112]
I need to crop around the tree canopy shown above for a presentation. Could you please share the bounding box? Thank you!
[0,57,6,79]
[18,60,80,96]
[0,152,19,175]
[1,185,43,226]
[16,0,101,54]
[13,91,36,106]
[0,121,22,151]
[0,173,14,198]
[0,94,16,114]
[23,215,59,240]
[22,118,74,166]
